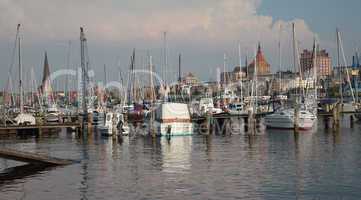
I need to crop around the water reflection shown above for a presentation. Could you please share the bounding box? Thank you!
[0,164,52,185]
[161,137,192,174]
[0,118,360,199]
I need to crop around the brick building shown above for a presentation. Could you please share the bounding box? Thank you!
[247,43,271,79]
[300,48,332,79]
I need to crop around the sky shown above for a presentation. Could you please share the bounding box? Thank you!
[0,0,360,89]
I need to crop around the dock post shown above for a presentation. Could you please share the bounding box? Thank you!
[324,116,329,130]
[38,127,42,137]
[294,105,299,133]
[244,116,248,133]
[332,103,341,130]
[248,111,256,135]
[350,115,354,128]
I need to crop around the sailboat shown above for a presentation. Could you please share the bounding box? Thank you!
[265,23,317,130]
[13,24,36,126]
[335,29,361,117]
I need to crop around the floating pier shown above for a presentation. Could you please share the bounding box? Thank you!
[0,148,74,166]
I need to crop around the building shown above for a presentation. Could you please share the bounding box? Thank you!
[181,72,199,86]
[247,43,271,79]
[300,48,332,78]
[220,66,246,84]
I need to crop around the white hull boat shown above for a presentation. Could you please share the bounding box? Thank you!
[265,109,316,130]
[14,113,36,125]
[98,112,129,136]
[45,105,60,123]
[155,103,193,136]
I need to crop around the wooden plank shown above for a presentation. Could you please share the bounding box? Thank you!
[0,148,74,166]
[0,123,80,130]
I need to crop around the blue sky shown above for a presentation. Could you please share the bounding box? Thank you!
[260,0,361,43]
[0,0,360,89]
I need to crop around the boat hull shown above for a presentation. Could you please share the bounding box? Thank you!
[264,109,316,130]
[156,122,193,136]
[265,118,315,130]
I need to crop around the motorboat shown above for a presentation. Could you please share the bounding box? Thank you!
[155,103,193,136]
[98,112,129,136]
[14,113,36,125]
[227,103,248,115]
[45,105,60,123]
[264,108,316,130]
[199,98,223,115]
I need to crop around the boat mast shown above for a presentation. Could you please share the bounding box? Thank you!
[292,23,303,102]
[279,24,282,94]
[80,27,88,118]
[163,32,168,85]
[223,53,227,87]
[17,24,24,114]
[238,44,243,104]
[313,37,318,112]
[356,49,359,103]
[65,41,71,106]
[178,54,182,83]
[149,55,155,102]
[338,30,356,104]
[336,28,343,105]
[254,45,258,113]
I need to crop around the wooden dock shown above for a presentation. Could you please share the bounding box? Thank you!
[0,122,81,135]
[0,148,74,166]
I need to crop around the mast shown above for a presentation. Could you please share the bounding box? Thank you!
[17,24,24,114]
[149,55,155,102]
[65,41,71,106]
[163,32,168,85]
[338,30,356,104]
[238,44,243,104]
[254,45,258,113]
[292,23,300,130]
[178,54,182,83]
[313,37,318,112]
[336,28,343,104]
[223,53,227,87]
[103,64,107,86]
[80,27,88,118]
[356,49,359,103]
[278,24,282,93]
[292,23,303,101]
[131,49,136,103]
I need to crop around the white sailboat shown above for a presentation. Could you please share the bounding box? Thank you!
[265,23,317,130]
[13,24,36,126]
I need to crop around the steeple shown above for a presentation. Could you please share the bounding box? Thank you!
[41,51,52,96]
[257,42,261,54]
[42,51,50,84]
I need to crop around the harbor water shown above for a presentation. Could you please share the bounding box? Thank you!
[1,116,361,200]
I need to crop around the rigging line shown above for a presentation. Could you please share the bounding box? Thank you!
[339,32,356,103]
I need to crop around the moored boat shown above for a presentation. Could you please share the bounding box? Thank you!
[155,103,193,136]
[264,109,316,130]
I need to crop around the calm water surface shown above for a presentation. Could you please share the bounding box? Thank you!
[1,117,361,200]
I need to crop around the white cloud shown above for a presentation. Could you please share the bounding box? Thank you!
[0,0,314,44]
[0,0,317,82]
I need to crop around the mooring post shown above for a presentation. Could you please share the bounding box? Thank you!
[332,102,341,130]
[350,115,354,128]
[294,104,299,133]
[324,116,329,130]
[248,110,256,135]
[244,116,248,133]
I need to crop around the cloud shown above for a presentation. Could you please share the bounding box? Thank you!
[0,0,317,82]
[0,0,314,42]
